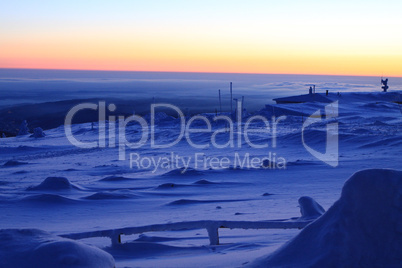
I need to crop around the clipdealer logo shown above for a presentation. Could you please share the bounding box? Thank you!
[64,100,338,170]
[64,101,286,158]
[302,101,339,167]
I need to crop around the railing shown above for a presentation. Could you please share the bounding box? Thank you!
[61,219,312,246]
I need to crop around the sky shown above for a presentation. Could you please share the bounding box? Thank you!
[1,0,402,76]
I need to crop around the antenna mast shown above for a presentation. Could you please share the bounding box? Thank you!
[230,82,233,116]
[218,89,222,114]
[241,96,244,117]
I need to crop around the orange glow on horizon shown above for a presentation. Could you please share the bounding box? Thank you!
[0,22,402,77]
[2,1,402,77]
[1,36,401,77]
[1,53,401,78]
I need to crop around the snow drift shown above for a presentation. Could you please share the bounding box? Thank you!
[298,196,325,220]
[27,177,80,191]
[251,169,402,267]
[0,229,114,268]
[2,160,29,167]
[30,127,46,138]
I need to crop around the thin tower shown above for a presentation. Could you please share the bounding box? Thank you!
[218,89,222,114]
[230,82,233,116]
[241,96,244,117]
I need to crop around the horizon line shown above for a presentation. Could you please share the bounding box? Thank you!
[0,67,399,79]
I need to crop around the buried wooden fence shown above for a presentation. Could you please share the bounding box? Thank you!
[61,219,312,246]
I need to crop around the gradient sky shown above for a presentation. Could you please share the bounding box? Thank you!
[1,0,402,76]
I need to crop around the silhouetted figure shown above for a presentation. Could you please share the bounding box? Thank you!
[381,78,389,92]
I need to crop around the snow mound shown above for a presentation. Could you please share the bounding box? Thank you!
[2,160,29,167]
[27,177,79,191]
[83,190,137,200]
[162,167,204,176]
[370,120,391,126]
[298,196,325,220]
[262,193,273,196]
[250,169,402,267]
[30,127,46,138]
[156,180,219,189]
[64,168,79,172]
[99,175,133,182]
[0,229,114,268]
[156,182,183,189]
[193,179,217,185]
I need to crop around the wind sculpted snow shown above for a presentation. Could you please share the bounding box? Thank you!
[0,90,401,267]
[250,169,402,267]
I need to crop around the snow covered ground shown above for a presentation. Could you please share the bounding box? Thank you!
[250,169,402,267]
[0,91,401,267]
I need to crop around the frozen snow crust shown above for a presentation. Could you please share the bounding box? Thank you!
[251,169,402,267]
[0,229,115,268]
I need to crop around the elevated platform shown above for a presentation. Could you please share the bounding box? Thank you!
[273,93,332,104]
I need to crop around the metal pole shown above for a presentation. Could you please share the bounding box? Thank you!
[241,96,244,117]
[219,89,222,114]
[230,82,233,116]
